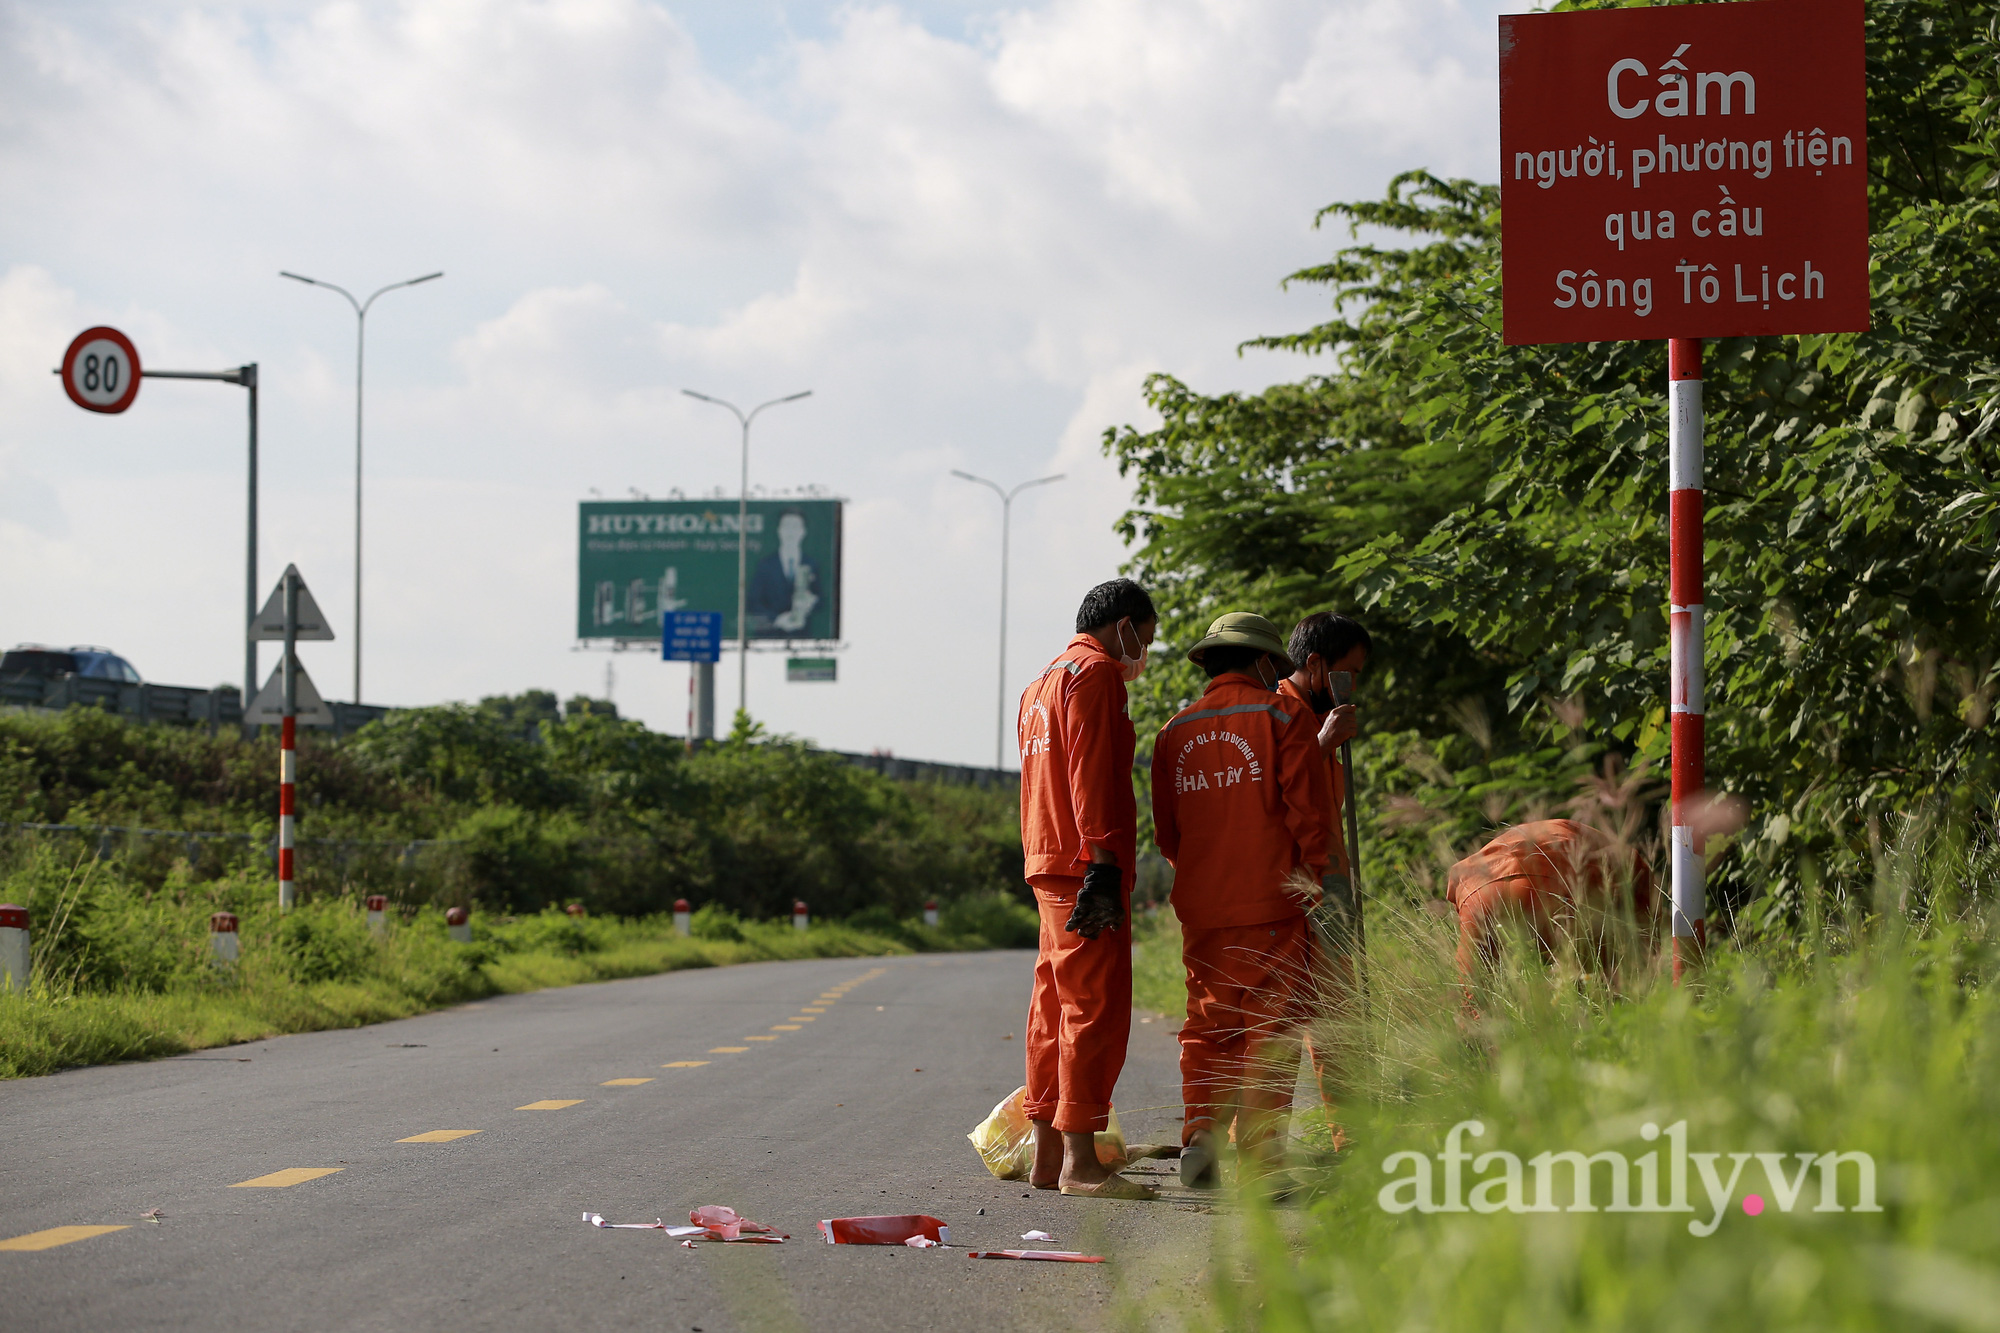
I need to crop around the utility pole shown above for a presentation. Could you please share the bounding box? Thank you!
[280,269,443,703]
[950,470,1064,769]
[681,389,813,718]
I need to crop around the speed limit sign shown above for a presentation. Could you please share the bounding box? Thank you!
[61,326,142,414]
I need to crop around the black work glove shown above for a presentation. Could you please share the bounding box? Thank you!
[1065,862,1125,939]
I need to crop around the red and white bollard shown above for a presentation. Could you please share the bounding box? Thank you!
[923,900,939,928]
[447,906,472,944]
[210,911,240,964]
[793,900,809,932]
[0,903,29,993]
[1668,337,1707,980]
[673,899,692,937]
[366,894,388,935]
[278,715,297,911]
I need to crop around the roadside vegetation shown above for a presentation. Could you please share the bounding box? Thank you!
[1107,1,1999,1326]
[0,698,1034,1078]
[1120,832,2000,1332]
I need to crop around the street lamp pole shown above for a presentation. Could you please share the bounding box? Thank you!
[951,470,1064,770]
[681,389,812,721]
[280,269,442,704]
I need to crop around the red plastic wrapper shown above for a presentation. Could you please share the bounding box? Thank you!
[816,1214,952,1245]
[967,1250,1104,1263]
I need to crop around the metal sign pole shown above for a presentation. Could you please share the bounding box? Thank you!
[243,365,258,709]
[1668,339,1706,979]
[279,569,298,912]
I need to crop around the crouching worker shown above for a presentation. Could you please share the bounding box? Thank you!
[1446,819,1657,1005]
[1152,613,1332,1188]
[1018,578,1159,1200]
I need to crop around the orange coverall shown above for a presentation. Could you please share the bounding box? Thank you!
[1446,819,1656,981]
[1152,673,1332,1146]
[1273,678,1360,1101]
[1018,634,1137,1134]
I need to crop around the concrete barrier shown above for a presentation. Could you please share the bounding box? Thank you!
[365,895,388,935]
[446,906,471,944]
[793,900,809,932]
[923,900,939,927]
[0,903,29,993]
[673,899,691,937]
[210,911,240,964]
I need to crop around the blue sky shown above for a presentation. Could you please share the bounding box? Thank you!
[1,0,1527,764]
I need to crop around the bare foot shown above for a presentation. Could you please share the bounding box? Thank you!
[1028,1119,1063,1189]
[1056,1127,1116,1190]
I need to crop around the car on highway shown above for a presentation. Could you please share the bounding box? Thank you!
[0,644,144,685]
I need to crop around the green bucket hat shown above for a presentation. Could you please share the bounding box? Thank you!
[1186,612,1295,675]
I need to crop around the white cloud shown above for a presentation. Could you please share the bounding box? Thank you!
[0,0,1525,764]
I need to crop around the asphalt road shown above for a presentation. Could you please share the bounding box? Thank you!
[0,949,1219,1331]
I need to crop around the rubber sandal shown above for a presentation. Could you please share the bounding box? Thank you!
[1059,1174,1160,1201]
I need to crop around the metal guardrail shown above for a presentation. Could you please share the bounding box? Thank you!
[831,750,1017,790]
[0,677,389,736]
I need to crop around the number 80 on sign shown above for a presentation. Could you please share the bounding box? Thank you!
[61,326,142,414]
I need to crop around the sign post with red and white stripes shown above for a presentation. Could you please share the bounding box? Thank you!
[1499,0,1869,978]
[1668,340,1706,976]
[248,565,335,911]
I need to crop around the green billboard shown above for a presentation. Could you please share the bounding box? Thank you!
[577,499,843,643]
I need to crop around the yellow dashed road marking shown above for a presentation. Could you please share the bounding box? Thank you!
[789,1016,817,1022]
[516,1100,583,1111]
[744,1035,779,1042]
[398,1130,482,1143]
[802,1007,827,1013]
[770,1025,801,1031]
[0,1225,128,1252]
[231,1168,344,1188]
[709,1047,750,1054]
[602,1078,654,1086]
[663,1061,709,1068]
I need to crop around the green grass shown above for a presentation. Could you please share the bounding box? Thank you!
[1126,833,2000,1332]
[0,854,1038,1079]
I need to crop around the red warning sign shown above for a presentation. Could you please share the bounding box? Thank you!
[1499,0,1869,345]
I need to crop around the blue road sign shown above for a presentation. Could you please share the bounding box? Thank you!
[663,610,724,663]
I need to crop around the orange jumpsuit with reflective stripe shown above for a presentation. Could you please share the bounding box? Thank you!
[1446,819,1655,980]
[1152,673,1331,1145]
[1018,635,1136,1133]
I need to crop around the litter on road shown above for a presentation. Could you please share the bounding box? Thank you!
[582,1207,787,1242]
[817,1214,952,1245]
[1020,1230,1055,1241]
[967,1250,1105,1263]
[583,1213,706,1237]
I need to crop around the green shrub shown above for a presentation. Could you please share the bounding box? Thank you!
[689,904,744,942]
[272,905,374,985]
[940,892,1039,949]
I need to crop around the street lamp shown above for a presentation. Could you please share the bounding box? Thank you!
[951,470,1064,770]
[280,269,443,704]
[681,388,813,719]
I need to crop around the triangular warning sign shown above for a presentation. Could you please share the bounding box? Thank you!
[251,565,335,641]
[245,661,334,727]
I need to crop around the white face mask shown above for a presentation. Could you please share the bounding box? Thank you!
[1254,656,1278,690]
[1115,619,1147,682]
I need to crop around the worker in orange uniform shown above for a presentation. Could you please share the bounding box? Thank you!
[1275,612,1371,1116]
[1445,819,1656,1002]
[1018,578,1159,1200]
[1152,613,1333,1188]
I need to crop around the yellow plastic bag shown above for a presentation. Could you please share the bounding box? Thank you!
[967,1086,1127,1179]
